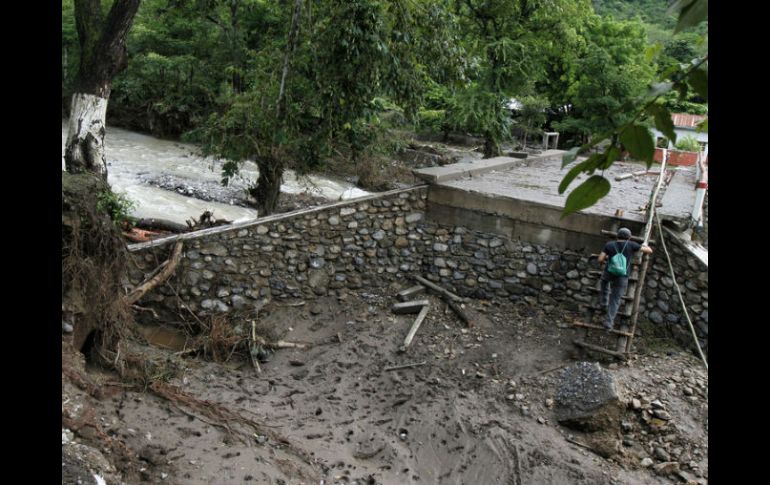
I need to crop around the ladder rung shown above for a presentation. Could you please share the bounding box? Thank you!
[573,340,628,360]
[568,321,634,337]
[585,287,633,300]
[579,303,633,317]
[587,270,639,281]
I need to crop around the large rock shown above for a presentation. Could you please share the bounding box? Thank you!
[555,362,624,432]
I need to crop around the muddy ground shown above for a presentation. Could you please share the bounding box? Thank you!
[62,285,707,485]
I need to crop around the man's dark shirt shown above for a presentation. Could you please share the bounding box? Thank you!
[602,239,641,277]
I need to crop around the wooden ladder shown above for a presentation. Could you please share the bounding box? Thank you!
[570,152,670,360]
[570,230,652,360]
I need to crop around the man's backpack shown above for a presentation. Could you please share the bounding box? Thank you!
[607,240,630,276]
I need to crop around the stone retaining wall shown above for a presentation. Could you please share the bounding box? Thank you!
[129,187,707,352]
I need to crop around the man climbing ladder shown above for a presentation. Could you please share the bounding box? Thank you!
[597,228,653,331]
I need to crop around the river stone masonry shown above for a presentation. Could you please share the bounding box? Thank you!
[128,186,707,352]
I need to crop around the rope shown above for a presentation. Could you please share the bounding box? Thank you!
[654,213,708,370]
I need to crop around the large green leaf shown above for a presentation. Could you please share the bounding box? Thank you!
[688,68,708,100]
[561,176,611,219]
[647,104,677,145]
[599,145,622,170]
[558,154,603,194]
[620,124,655,164]
[672,0,708,34]
[561,147,580,168]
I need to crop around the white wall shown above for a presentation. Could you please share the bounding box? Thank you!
[651,127,708,156]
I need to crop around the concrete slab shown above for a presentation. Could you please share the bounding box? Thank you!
[413,150,564,184]
[658,167,698,229]
[419,154,700,251]
[437,156,657,223]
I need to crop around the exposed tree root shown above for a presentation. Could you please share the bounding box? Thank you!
[125,241,183,305]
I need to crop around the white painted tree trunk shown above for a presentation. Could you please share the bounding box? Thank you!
[65,93,109,178]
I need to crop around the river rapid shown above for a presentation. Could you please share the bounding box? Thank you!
[61,121,369,224]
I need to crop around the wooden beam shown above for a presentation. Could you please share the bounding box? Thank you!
[392,300,430,315]
[397,285,426,302]
[411,275,464,302]
[401,304,430,351]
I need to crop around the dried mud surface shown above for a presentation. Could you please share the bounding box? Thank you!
[62,286,707,485]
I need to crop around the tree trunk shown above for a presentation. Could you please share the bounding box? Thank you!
[65,93,109,177]
[252,0,302,215]
[252,157,283,216]
[483,132,500,158]
[64,0,141,178]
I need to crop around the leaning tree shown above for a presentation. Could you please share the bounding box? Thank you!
[62,0,143,362]
[64,0,142,177]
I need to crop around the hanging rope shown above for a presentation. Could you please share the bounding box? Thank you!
[654,213,708,370]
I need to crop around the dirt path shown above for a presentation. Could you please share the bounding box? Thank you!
[62,287,708,485]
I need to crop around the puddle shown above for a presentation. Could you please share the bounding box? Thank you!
[136,325,190,351]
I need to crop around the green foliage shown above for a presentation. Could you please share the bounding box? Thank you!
[96,190,136,227]
[675,135,701,152]
[562,175,611,218]
[559,0,707,217]
[516,95,549,146]
[554,15,653,142]
[444,86,511,147]
[417,109,447,133]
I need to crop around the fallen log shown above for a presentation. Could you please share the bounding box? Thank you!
[123,227,168,243]
[400,304,430,351]
[125,241,183,305]
[134,218,189,233]
[442,295,472,327]
[411,275,464,302]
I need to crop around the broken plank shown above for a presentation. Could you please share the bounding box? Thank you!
[401,304,430,351]
[397,285,426,302]
[392,300,429,315]
[411,275,464,302]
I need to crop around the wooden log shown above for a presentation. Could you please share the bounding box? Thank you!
[392,300,429,315]
[125,241,183,305]
[401,304,430,351]
[625,252,651,353]
[134,218,189,233]
[411,275,464,302]
[573,340,628,360]
[384,361,427,372]
[443,295,471,327]
[397,285,426,302]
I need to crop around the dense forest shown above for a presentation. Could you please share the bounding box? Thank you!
[62,0,707,215]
